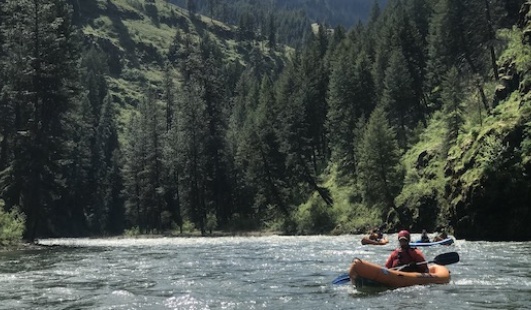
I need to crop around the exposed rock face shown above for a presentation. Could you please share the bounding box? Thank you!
[446,2,531,241]
[494,60,519,106]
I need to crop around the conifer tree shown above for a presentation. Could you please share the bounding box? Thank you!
[441,66,464,156]
[175,82,209,234]
[139,89,165,231]
[227,71,260,222]
[123,113,144,230]
[0,0,81,241]
[241,75,290,219]
[359,105,403,222]
[95,94,124,234]
[381,49,417,149]
[326,40,357,178]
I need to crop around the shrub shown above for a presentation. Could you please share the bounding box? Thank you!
[0,200,25,246]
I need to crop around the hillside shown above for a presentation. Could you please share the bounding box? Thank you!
[168,0,387,47]
[393,5,531,241]
[71,0,286,108]
[1,0,529,241]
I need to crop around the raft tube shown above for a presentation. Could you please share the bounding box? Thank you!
[348,258,450,290]
[410,238,454,247]
[361,237,389,245]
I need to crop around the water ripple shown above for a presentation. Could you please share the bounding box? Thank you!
[0,236,527,309]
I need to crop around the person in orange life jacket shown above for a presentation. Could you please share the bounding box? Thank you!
[385,230,429,273]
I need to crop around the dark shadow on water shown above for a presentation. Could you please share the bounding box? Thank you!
[0,244,108,273]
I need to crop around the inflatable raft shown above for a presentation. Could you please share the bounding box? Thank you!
[348,258,450,290]
[410,238,454,247]
[361,237,389,245]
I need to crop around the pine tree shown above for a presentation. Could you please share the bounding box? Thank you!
[96,94,124,234]
[226,71,260,222]
[139,89,165,231]
[326,40,358,178]
[281,31,330,187]
[381,49,417,149]
[123,113,144,230]
[359,105,403,222]
[441,66,464,156]
[0,0,81,241]
[176,83,209,234]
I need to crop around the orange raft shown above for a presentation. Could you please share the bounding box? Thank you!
[348,258,450,290]
[361,237,389,245]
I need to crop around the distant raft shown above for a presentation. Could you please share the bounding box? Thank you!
[361,237,389,245]
[348,258,451,291]
[409,238,454,247]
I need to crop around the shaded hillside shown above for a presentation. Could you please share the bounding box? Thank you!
[169,0,387,46]
[1,0,529,241]
[70,0,286,108]
[446,6,531,241]
[393,2,531,241]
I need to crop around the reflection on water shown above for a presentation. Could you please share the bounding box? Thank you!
[0,236,529,309]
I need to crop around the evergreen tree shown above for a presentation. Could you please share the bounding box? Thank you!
[240,76,290,221]
[276,31,336,206]
[123,113,144,230]
[267,12,277,51]
[95,94,124,234]
[161,62,182,231]
[123,89,165,233]
[176,82,209,234]
[0,0,81,241]
[426,0,502,111]
[226,70,260,223]
[359,105,403,222]
[61,95,93,236]
[0,11,11,173]
[381,49,417,149]
[326,40,357,179]
[441,66,465,156]
[139,89,165,231]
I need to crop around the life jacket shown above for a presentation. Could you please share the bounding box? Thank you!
[387,247,427,272]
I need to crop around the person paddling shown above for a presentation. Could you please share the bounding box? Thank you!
[385,230,429,273]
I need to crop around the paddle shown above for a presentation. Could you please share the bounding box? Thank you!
[331,252,459,285]
[331,273,350,285]
[395,251,460,271]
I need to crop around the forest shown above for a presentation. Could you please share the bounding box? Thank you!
[0,0,529,244]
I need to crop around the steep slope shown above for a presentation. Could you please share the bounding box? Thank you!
[395,3,531,241]
[446,5,531,241]
[71,0,285,108]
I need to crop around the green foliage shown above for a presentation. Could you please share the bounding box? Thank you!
[124,226,141,237]
[441,66,465,155]
[0,201,25,246]
[1,0,528,240]
[205,213,217,234]
[182,220,197,234]
[498,29,531,74]
[295,196,335,235]
[359,106,403,211]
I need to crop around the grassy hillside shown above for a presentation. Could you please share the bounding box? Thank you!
[393,26,531,241]
[73,0,286,115]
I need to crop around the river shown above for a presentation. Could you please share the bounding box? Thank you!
[0,235,529,309]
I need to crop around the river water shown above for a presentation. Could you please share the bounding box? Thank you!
[0,235,529,309]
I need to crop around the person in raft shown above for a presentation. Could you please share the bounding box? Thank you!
[433,230,448,242]
[385,230,429,273]
[420,229,430,243]
[368,227,384,241]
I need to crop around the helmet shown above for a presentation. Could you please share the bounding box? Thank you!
[398,230,410,241]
